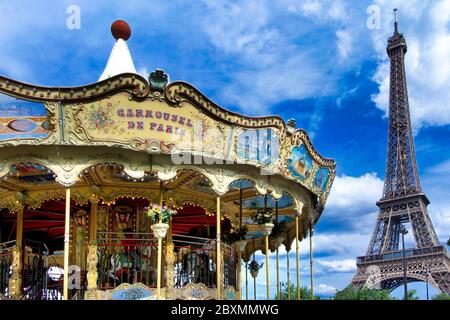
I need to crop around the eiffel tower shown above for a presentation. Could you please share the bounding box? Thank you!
[352,10,450,295]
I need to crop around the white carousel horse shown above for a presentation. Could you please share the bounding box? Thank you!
[108,244,156,284]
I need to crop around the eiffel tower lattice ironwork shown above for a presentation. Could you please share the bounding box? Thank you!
[352,10,450,294]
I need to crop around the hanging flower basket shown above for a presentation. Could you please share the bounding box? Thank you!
[151,222,170,239]
[263,222,274,236]
[252,207,273,225]
[248,260,263,278]
[147,203,177,224]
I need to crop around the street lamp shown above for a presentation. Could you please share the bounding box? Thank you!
[399,225,408,300]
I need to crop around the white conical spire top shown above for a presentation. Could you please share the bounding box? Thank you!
[98,20,137,81]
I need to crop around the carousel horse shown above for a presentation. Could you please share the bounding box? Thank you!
[182,240,215,285]
[108,252,135,283]
[108,244,155,284]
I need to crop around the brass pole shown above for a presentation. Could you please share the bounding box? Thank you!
[16,205,24,249]
[216,196,221,299]
[275,201,279,299]
[237,249,242,299]
[245,261,248,300]
[309,226,314,300]
[264,193,270,299]
[165,214,174,300]
[295,214,300,300]
[63,188,71,300]
[159,181,163,208]
[238,187,243,299]
[287,247,290,300]
[156,181,163,299]
[253,242,256,300]
[88,197,99,242]
[265,235,270,299]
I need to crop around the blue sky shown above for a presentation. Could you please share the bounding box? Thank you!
[1,0,449,299]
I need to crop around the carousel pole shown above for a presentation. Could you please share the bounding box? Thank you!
[265,232,270,299]
[309,223,314,300]
[216,196,221,300]
[252,239,256,300]
[275,201,280,299]
[245,261,248,300]
[237,187,243,299]
[63,188,71,300]
[156,181,163,300]
[16,205,24,249]
[165,213,174,300]
[264,194,270,300]
[286,240,291,300]
[295,212,300,300]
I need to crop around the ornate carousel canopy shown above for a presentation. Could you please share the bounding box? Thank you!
[0,20,335,264]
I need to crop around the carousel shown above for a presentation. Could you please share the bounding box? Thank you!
[0,20,335,300]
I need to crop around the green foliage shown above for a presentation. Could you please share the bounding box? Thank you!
[334,285,392,300]
[147,204,176,224]
[252,208,273,224]
[432,293,450,300]
[404,289,420,300]
[275,282,321,300]
[447,238,450,246]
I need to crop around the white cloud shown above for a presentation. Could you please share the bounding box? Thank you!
[370,0,450,130]
[284,0,349,23]
[336,30,353,59]
[315,283,338,295]
[317,259,357,273]
[326,173,384,216]
[198,0,347,114]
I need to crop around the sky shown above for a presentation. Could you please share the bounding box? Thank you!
[0,0,449,299]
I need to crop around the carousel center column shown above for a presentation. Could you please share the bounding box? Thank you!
[216,196,222,300]
[165,215,175,300]
[63,188,71,300]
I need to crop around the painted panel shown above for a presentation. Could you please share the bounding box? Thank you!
[0,94,50,140]
[314,167,330,192]
[287,144,313,180]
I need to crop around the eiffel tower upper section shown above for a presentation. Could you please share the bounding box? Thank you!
[381,11,422,201]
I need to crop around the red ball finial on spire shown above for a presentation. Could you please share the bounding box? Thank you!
[111,20,131,41]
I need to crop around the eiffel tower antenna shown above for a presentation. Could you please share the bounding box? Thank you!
[352,11,450,294]
[394,8,399,34]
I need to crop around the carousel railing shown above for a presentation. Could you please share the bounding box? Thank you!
[0,240,15,297]
[96,232,158,290]
[94,232,238,293]
[20,240,53,300]
[223,243,237,289]
[43,253,65,300]
[172,234,217,288]
[172,234,237,290]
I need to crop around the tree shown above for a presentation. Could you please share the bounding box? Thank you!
[447,238,450,246]
[432,293,450,300]
[275,282,321,300]
[403,289,420,300]
[334,285,392,300]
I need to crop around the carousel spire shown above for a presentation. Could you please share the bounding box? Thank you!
[98,20,137,81]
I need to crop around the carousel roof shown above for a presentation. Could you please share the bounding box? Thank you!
[0,20,336,257]
[98,20,137,81]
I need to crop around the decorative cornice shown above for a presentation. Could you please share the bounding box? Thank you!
[0,73,149,103]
